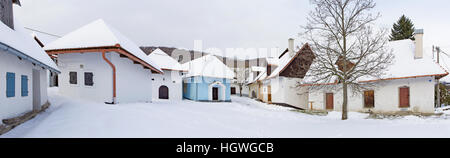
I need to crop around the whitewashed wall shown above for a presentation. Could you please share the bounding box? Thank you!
[111,53,153,103]
[58,52,113,103]
[0,50,49,120]
[308,77,436,113]
[262,77,308,109]
[58,52,154,104]
[151,70,183,101]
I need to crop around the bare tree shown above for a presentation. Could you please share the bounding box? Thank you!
[234,67,248,97]
[301,0,394,120]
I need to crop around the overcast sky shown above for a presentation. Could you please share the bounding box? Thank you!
[13,0,450,58]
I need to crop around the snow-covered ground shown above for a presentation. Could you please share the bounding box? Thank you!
[2,88,450,138]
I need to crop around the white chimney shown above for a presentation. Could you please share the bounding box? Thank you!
[288,38,295,57]
[414,29,424,59]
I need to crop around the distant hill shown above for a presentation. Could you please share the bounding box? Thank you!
[140,46,267,69]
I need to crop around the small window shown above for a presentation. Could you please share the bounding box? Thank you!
[6,72,15,98]
[84,72,94,86]
[364,90,374,108]
[21,75,29,97]
[178,55,183,62]
[69,72,77,85]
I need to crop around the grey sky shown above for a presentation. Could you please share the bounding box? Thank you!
[13,0,450,58]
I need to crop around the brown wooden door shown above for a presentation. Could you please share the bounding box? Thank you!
[212,87,219,101]
[159,86,169,99]
[268,86,272,102]
[326,93,334,110]
[399,87,410,108]
[364,90,375,108]
[231,87,236,95]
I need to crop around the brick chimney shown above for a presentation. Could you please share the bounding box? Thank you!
[0,0,21,30]
[414,29,424,59]
[288,38,295,57]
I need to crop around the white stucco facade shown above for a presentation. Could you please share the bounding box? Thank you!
[0,50,49,120]
[57,52,154,104]
[308,77,437,114]
[151,70,184,101]
[261,77,309,109]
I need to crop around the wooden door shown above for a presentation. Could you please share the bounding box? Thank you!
[399,87,410,108]
[231,87,236,95]
[159,86,169,99]
[212,87,219,101]
[364,90,375,108]
[32,70,41,110]
[326,93,334,110]
[268,86,272,103]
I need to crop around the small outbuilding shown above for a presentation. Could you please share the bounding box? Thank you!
[146,48,187,101]
[182,55,235,102]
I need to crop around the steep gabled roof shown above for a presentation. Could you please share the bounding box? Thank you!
[182,55,235,79]
[44,19,162,73]
[0,17,59,73]
[147,48,187,72]
[265,43,314,79]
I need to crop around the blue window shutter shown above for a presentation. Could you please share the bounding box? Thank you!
[6,72,15,98]
[21,75,28,97]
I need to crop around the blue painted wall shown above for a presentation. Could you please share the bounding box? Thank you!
[183,76,231,102]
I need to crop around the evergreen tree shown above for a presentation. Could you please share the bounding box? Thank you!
[390,15,415,41]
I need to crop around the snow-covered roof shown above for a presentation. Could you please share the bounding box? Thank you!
[148,48,186,72]
[0,18,59,73]
[266,50,300,79]
[44,19,162,72]
[302,39,448,85]
[182,55,235,79]
[436,52,450,82]
[376,40,447,80]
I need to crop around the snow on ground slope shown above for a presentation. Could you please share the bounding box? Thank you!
[2,88,450,138]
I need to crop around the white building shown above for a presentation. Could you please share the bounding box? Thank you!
[147,48,187,101]
[1,0,60,120]
[304,30,448,114]
[44,19,163,104]
[254,39,315,109]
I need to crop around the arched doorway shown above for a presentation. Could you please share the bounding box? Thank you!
[208,81,226,101]
[252,91,256,98]
[159,86,169,99]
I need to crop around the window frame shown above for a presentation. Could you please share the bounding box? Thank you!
[84,72,94,87]
[69,71,78,85]
[363,90,375,108]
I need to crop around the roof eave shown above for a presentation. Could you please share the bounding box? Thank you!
[0,42,60,74]
[45,45,164,74]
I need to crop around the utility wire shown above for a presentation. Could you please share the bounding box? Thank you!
[24,27,62,38]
